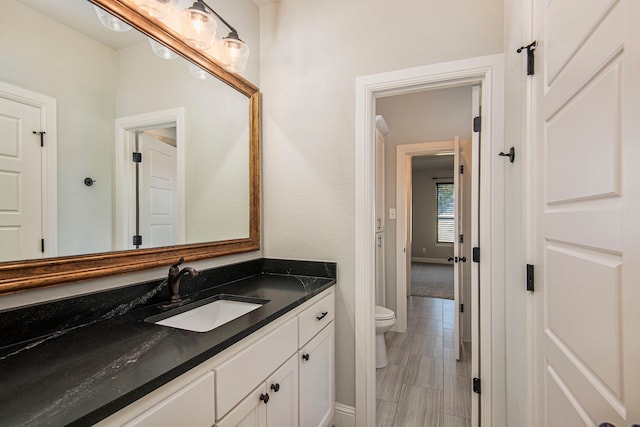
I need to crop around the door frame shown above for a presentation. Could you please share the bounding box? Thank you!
[0,81,57,257]
[114,108,185,250]
[354,54,505,427]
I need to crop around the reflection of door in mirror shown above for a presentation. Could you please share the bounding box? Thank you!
[0,81,57,262]
[136,130,179,249]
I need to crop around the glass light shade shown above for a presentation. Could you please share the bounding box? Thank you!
[188,63,212,80]
[133,0,175,19]
[94,6,132,32]
[221,37,249,74]
[148,38,177,59]
[181,5,217,50]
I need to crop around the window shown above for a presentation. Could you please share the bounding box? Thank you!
[436,182,455,243]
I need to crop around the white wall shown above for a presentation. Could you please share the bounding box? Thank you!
[503,0,528,424]
[259,0,503,408]
[0,0,117,257]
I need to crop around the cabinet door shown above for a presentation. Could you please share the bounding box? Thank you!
[266,354,298,427]
[124,372,214,427]
[216,384,267,427]
[375,128,385,232]
[299,322,335,427]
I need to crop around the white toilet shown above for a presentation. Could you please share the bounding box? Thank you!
[375,305,396,369]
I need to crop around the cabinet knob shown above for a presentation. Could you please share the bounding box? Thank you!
[316,311,328,321]
[302,353,310,361]
[270,383,280,392]
[260,393,270,404]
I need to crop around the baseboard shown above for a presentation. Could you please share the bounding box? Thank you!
[334,402,356,427]
[411,257,450,265]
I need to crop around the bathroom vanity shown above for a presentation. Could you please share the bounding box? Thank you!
[0,259,336,426]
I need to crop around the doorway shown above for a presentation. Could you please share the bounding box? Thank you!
[355,54,505,427]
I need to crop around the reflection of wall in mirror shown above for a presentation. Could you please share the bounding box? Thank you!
[116,42,251,243]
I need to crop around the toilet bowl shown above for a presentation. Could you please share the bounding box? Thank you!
[375,305,396,369]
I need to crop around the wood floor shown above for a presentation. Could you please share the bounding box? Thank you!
[376,296,472,427]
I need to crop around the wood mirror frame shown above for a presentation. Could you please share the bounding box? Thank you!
[0,0,260,295]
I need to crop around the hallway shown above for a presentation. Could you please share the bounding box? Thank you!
[376,297,471,427]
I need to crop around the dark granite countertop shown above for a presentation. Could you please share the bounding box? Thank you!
[0,258,336,426]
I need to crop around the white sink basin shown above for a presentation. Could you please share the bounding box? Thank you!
[153,298,265,332]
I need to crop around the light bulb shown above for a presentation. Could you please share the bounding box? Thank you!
[222,36,249,74]
[181,2,217,50]
[189,63,212,80]
[94,6,132,32]
[133,0,175,19]
[148,38,177,60]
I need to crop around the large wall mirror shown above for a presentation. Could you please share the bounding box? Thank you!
[0,0,260,294]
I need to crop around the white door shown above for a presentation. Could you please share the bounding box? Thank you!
[470,84,481,426]
[138,133,178,248]
[0,97,42,261]
[533,0,640,425]
[452,136,462,361]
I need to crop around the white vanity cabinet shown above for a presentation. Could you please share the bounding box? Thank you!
[98,287,334,427]
[297,292,335,427]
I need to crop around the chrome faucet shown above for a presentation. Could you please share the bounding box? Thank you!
[164,257,198,308]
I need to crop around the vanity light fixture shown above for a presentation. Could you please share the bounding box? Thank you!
[97,0,251,74]
[182,0,250,74]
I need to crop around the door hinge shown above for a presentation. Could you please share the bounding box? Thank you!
[460,303,464,313]
[526,264,535,292]
[132,152,142,163]
[132,235,142,246]
[33,131,46,147]
[460,164,464,174]
[41,238,45,253]
[459,234,464,244]
[472,247,480,263]
[517,40,537,76]
[473,116,481,132]
[473,377,481,394]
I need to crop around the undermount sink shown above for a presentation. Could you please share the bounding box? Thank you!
[147,295,268,332]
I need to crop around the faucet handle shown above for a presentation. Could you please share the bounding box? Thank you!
[171,257,185,269]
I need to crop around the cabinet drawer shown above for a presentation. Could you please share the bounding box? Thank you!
[298,292,334,346]
[215,317,297,419]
